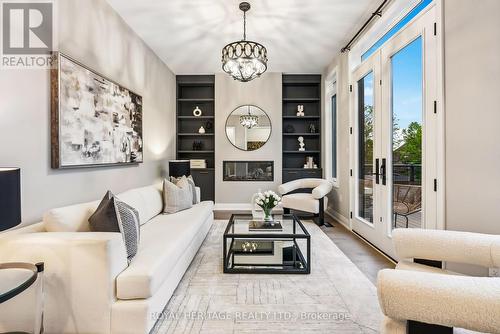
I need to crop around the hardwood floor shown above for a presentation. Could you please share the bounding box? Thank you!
[321,214,395,284]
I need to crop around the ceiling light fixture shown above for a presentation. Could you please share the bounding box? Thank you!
[240,106,259,129]
[222,2,268,82]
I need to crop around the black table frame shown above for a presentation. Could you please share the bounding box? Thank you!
[223,214,311,274]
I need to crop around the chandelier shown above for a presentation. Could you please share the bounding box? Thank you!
[222,2,268,82]
[240,106,259,129]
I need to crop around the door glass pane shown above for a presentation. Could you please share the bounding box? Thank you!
[391,37,423,229]
[357,71,374,223]
[331,94,337,179]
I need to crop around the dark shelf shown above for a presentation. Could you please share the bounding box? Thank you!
[283,167,323,170]
[178,116,214,119]
[283,98,320,102]
[178,133,214,136]
[283,116,320,119]
[178,82,215,86]
[177,75,215,201]
[178,98,215,102]
[282,74,322,179]
[283,151,321,154]
[283,133,320,136]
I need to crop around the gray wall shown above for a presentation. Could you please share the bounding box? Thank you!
[0,0,176,224]
[323,53,351,224]
[444,0,500,236]
[214,73,282,203]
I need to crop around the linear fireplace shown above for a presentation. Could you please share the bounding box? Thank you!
[223,161,274,182]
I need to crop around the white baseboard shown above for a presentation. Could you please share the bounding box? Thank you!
[325,209,351,230]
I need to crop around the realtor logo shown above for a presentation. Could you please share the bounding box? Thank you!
[1,1,56,68]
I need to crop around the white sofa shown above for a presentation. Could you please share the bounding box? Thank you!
[0,183,214,334]
[377,228,500,334]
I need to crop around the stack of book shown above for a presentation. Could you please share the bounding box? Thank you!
[190,159,206,169]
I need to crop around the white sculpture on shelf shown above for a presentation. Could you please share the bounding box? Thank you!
[296,105,305,117]
[198,126,206,134]
[298,136,305,151]
[193,106,202,117]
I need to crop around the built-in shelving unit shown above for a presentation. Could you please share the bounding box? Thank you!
[282,74,323,183]
[176,75,215,201]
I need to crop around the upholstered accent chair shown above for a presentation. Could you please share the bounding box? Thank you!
[377,228,500,334]
[278,178,333,226]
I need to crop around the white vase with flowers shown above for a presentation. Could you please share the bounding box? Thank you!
[254,190,281,222]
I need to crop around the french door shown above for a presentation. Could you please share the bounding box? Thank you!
[351,5,438,258]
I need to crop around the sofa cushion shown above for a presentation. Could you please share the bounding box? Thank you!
[116,201,214,300]
[43,200,99,232]
[117,184,163,225]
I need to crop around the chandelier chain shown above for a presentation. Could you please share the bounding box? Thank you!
[243,10,246,40]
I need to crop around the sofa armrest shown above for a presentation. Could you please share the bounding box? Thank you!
[377,269,500,333]
[195,186,201,203]
[392,228,500,267]
[0,232,128,333]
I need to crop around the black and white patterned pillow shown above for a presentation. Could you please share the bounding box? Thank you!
[88,191,140,263]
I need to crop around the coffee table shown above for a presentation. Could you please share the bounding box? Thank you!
[223,214,310,274]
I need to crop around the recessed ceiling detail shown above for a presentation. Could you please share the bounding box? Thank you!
[107,0,374,74]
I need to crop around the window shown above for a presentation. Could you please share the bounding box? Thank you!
[331,94,337,181]
[361,0,432,61]
[326,79,338,186]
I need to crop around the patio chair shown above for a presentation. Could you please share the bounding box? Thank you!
[393,184,421,228]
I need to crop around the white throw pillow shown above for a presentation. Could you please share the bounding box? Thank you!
[169,175,199,204]
[163,176,193,214]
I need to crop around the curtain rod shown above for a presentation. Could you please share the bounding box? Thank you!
[341,0,390,53]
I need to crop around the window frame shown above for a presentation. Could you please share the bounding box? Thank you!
[325,77,339,188]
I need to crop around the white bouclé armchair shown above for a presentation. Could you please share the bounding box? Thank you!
[278,178,333,226]
[377,228,500,334]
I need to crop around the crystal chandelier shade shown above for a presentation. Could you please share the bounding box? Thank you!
[222,2,268,82]
[239,106,259,129]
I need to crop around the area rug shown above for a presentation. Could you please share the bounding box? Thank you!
[152,220,382,333]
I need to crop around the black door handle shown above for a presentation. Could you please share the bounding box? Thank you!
[374,159,380,184]
[380,158,387,185]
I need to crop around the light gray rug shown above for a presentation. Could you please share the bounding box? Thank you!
[152,220,382,333]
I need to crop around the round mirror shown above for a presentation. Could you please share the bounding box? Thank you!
[225,105,272,151]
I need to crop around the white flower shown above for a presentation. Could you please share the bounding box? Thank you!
[265,198,269,203]
[274,201,278,205]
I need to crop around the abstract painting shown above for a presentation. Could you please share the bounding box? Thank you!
[51,53,143,168]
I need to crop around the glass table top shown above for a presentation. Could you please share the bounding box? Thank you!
[225,214,309,237]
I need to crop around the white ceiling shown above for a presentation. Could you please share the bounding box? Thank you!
[106,0,375,74]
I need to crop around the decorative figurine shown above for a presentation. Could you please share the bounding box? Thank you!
[192,141,203,151]
[309,123,316,133]
[298,136,305,151]
[198,126,206,134]
[193,106,202,117]
[296,105,305,117]
[205,121,213,130]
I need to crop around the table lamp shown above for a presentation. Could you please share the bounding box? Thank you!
[169,160,191,178]
[0,168,21,231]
